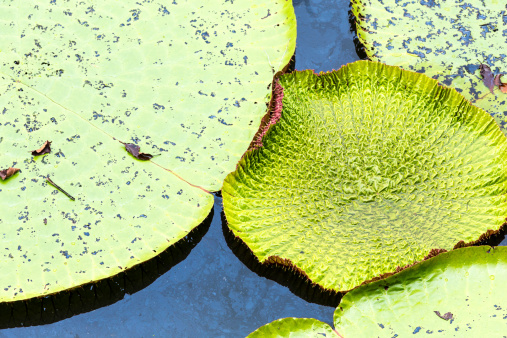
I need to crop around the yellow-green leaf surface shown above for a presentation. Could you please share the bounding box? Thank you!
[247,318,337,338]
[351,0,507,132]
[0,0,296,302]
[223,61,507,292]
[334,246,507,337]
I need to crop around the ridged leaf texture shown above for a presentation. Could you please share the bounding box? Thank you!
[351,0,507,133]
[334,246,507,337]
[223,61,507,292]
[0,0,296,302]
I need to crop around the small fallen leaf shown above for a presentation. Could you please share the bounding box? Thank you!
[494,74,507,94]
[31,140,52,156]
[494,74,502,86]
[0,167,20,180]
[120,141,153,161]
[434,311,453,321]
[480,63,495,95]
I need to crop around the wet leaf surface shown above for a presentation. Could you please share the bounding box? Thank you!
[352,0,507,132]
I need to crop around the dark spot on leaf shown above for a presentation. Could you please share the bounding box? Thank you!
[480,63,495,95]
[120,141,154,160]
[434,311,453,321]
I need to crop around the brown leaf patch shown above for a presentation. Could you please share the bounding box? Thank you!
[494,74,507,93]
[0,167,20,180]
[31,140,52,156]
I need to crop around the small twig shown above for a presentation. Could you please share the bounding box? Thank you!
[46,176,75,201]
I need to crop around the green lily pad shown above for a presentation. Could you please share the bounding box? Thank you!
[0,0,296,302]
[247,246,507,337]
[248,318,337,338]
[351,0,507,132]
[334,246,507,337]
[223,61,507,292]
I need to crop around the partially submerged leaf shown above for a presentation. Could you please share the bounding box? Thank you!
[223,61,507,292]
[334,246,507,337]
[120,141,153,161]
[31,140,51,156]
[247,318,338,338]
[0,167,20,180]
[351,0,507,132]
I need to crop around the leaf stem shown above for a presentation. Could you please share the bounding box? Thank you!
[46,176,75,201]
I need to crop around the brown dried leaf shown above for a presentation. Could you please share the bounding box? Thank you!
[480,64,495,95]
[0,167,20,180]
[31,140,52,156]
[494,74,507,94]
[120,141,153,161]
[434,311,453,321]
[494,74,503,86]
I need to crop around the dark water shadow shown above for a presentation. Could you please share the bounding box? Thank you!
[0,207,214,329]
[221,210,341,308]
[476,225,507,247]
[347,2,369,60]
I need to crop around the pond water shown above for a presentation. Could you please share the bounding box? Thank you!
[2,1,506,337]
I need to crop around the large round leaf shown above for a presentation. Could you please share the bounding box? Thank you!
[0,0,296,302]
[351,0,507,132]
[247,318,337,338]
[222,61,507,292]
[334,246,507,337]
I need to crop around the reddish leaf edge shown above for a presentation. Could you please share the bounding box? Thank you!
[228,60,507,294]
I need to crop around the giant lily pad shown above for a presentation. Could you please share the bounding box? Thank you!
[351,0,507,132]
[0,0,296,302]
[222,61,507,292]
[248,246,507,337]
